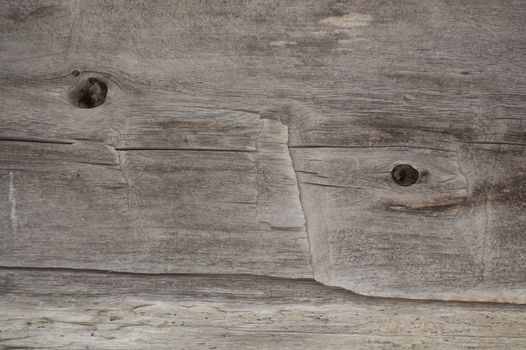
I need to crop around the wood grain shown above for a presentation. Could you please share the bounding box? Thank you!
[0,135,311,278]
[0,0,76,76]
[291,145,526,302]
[1,268,525,350]
[0,0,524,326]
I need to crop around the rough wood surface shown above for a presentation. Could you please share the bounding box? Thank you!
[1,0,526,347]
[293,144,526,302]
[1,268,526,350]
[0,135,311,277]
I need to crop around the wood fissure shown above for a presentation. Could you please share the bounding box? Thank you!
[279,115,315,277]
[0,138,74,145]
[0,265,523,307]
[1,0,526,346]
[1,268,526,349]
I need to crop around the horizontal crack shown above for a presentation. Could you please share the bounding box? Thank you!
[301,181,365,190]
[0,138,256,153]
[114,147,256,153]
[0,265,522,307]
[457,141,526,147]
[288,144,455,152]
[0,137,73,145]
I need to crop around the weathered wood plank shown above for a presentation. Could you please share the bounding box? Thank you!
[1,268,526,350]
[0,76,263,150]
[0,0,525,303]
[292,145,526,303]
[0,0,76,76]
[3,0,524,149]
[0,138,311,277]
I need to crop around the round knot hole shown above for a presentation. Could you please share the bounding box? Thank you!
[71,77,107,109]
[391,164,419,186]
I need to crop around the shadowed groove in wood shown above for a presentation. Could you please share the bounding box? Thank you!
[1,266,526,349]
[0,265,524,307]
[1,1,526,347]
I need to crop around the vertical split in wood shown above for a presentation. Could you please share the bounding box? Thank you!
[258,111,315,276]
[286,124,315,277]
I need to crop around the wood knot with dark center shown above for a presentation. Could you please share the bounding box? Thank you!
[72,78,108,109]
[391,164,419,186]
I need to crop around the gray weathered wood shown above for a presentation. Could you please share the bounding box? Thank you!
[292,145,526,303]
[0,4,525,347]
[1,268,526,350]
[2,0,526,348]
[0,134,311,277]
